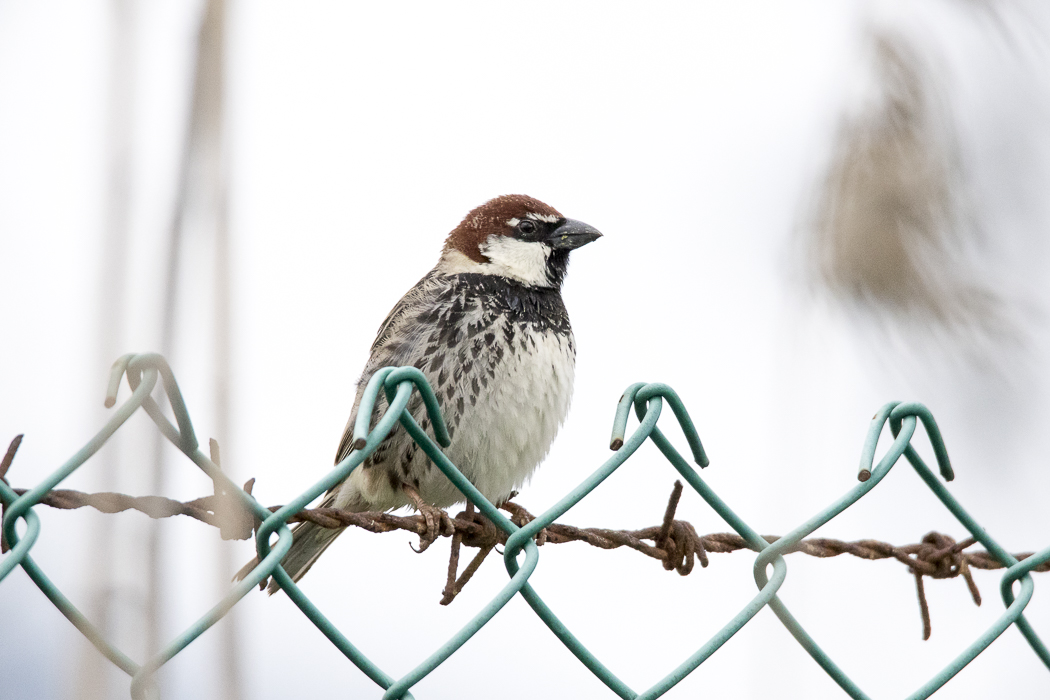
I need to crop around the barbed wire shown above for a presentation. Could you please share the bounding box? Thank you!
[5,358,1050,699]
[3,435,1045,641]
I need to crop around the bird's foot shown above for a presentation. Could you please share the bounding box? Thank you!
[402,483,453,553]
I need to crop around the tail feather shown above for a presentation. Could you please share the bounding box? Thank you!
[234,475,376,595]
[270,521,344,594]
[233,520,346,596]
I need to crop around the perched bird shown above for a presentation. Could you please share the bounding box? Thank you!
[240,194,601,592]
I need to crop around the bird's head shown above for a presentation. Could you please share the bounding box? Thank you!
[441,194,602,288]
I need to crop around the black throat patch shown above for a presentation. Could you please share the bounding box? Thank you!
[447,273,572,335]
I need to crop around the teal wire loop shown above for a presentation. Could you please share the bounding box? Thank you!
[124,353,199,454]
[104,353,136,408]
[633,383,708,467]
[609,382,647,450]
[2,357,1047,700]
[383,366,452,447]
[610,382,709,467]
[890,401,954,482]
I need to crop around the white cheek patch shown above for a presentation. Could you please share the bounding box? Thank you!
[478,235,553,287]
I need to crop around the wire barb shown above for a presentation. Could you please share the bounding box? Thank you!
[915,571,933,641]
[440,502,500,605]
[208,438,254,541]
[656,481,682,555]
[0,434,24,553]
[905,532,984,639]
[0,434,21,485]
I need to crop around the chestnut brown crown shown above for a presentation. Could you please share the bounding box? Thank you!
[444,195,565,263]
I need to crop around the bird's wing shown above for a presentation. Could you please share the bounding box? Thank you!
[369,269,440,355]
[332,269,446,466]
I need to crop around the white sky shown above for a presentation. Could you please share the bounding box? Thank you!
[2,2,1049,699]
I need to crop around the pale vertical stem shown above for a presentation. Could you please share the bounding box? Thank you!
[79,1,135,698]
[145,0,242,697]
[201,1,244,697]
[145,0,217,691]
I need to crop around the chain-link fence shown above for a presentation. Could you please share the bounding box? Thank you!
[2,353,1049,700]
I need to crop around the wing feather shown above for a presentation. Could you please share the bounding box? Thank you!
[332,270,445,466]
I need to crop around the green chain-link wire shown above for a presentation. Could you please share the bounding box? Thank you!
[2,353,1048,698]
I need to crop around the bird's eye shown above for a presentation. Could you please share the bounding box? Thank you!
[517,220,537,235]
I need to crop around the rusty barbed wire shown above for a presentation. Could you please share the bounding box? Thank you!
[3,431,1046,640]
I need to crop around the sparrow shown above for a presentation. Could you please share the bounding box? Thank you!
[240,194,601,592]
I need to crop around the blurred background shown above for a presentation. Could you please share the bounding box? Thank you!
[2,1,1050,698]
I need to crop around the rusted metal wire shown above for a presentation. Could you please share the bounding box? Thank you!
[2,434,1044,639]
[9,473,1047,581]
[6,444,1048,638]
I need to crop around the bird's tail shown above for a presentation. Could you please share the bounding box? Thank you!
[234,494,358,596]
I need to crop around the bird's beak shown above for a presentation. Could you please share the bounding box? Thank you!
[547,219,603,250]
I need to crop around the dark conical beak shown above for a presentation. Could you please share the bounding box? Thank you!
[547,218,603,251]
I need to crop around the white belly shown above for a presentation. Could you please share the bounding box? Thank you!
[423,326,575,507]
[336,322,575,512]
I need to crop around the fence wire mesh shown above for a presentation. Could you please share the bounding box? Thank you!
[2,353,1049,699]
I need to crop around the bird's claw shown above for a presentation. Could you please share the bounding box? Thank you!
[413,504,453,553]
[403,483,453,553]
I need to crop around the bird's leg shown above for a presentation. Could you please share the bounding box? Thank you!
[402,482,453,553]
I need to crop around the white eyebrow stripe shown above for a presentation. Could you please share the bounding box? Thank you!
[506,217,520,227]
[524,212,561,223]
